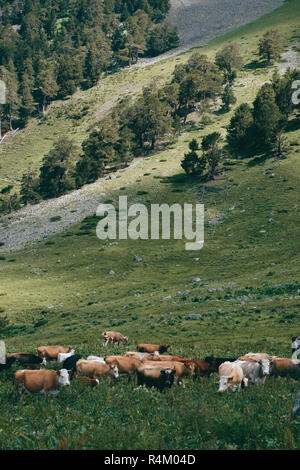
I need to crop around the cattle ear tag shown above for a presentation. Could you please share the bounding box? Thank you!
[0,341,6,364]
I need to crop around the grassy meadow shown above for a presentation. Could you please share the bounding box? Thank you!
[0,0,299,450]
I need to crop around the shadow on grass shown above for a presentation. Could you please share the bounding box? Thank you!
[244,60,268,71]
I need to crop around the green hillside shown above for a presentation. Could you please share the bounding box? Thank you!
[0,0,299,451]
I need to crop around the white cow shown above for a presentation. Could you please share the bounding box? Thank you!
[234,359,270,385]
[57,349,75,363]
[86,355,106,363]
[292,336,300,359]
[218,362,248,392]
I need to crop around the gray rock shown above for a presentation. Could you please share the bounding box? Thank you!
[188,313,201,319]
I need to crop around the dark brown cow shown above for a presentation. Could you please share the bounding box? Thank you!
[7,353,45,369]
[136,365,176,392]
[204,356,237,370]
[270,357,300,380]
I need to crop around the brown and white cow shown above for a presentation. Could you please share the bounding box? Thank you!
[137,344,169,354]
[14,369,70,397]
[104,355,142,381]
[101,331,129,346]
[76,359,119,381]
[36,346,74,363]
[270,357,300,381]
[150,355,217,377]
[75,376,99,388]
[218,362,248,392]
[136,365,176,392]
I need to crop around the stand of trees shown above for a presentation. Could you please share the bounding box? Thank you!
[227,69,299,155]
[0,0,179,136]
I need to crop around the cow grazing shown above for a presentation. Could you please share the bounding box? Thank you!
[36,346,74,362]
[292,336,300,359]
[101,331,128,346]
[233,359,270,385]
[104,356,142,381]
[218,362,248,392]
[76,359,119,381]
[62,354,82,377]
[57,350,75,363]
[137,344,169,354]
[293,390,300,418]
[14,369,70,397]
[270,357,300,381]
[153,356,217,377]
[204,356,237,370]
[6,353,46,369]
[142,360,195,386]
[75,376,99,388]
[86,355,106,363]
[136,365,176,392]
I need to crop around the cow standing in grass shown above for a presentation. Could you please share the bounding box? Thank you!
[76,359,119,381]
[102,331,128,346]
[14,369,70,397]
[218,362,248,392]
[137,344,169,354]
[270,357,300,380]
[136,365,176,392]
[233,359,270,385]
[36,346,74,363]
[6,353,46,369]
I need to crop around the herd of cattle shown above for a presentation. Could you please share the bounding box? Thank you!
[1,331,299,417]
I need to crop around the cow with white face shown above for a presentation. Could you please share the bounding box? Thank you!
[292,336,300,359]
[14,369,70,397]
[218,362,248,393]
[234,359,270,385]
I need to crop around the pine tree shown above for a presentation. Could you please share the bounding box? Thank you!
[227,103,254,152]
[19,72,35,126]
[36,60,58,115]
[181,138,206,176]
[221,85,236,112]
[39,137,79,199]
[215,43,243,83]
[201,132,222,180]
[20,167,40,204]
[258,29,283,65]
